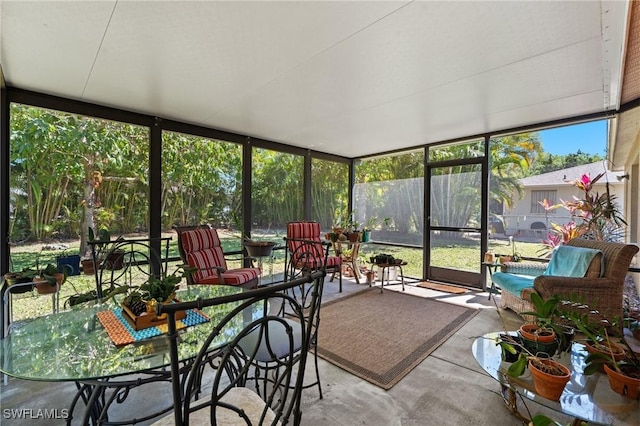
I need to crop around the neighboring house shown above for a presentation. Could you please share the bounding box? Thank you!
[501,162,626,238]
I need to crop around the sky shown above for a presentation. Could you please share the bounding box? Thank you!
[538,120,607,156]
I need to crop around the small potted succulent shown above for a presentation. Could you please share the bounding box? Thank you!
[121,266,192,329]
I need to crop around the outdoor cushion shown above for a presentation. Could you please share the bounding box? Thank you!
[492,272,536,297]
[181,228,260,287]
[193,266,260,286]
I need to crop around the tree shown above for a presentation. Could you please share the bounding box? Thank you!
[528,151,604,176]
[489,133,543,209]
[9,104,149,254]
[355,151,424,240]
[161,132,242,229]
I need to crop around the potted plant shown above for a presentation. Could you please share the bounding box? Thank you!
[561,302,627,371]
[87,227,125,271]
[493,298,571,402]
[562,302,639,399]
[3,269,38,294]
[506,348,571,401]
[121,265,192,329]
[582,327,640,399]
[56,251,81,276]
[518,293,563,356]
[362,217,390,242]
[33,263,66,294]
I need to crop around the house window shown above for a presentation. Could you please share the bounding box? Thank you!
[531,190,556,214]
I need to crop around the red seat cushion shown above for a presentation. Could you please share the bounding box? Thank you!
[182,228,259,286]
[196,268,260,286]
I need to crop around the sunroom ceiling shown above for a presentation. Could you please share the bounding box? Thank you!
[0,1,631,158]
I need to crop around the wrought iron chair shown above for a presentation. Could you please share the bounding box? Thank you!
[154,271,324,425]
[241,236,329,400]
[174,225,260,289]
[286,221,342,292]
[87,236,172,300]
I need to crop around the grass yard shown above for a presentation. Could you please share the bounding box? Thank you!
[4,233,546,323]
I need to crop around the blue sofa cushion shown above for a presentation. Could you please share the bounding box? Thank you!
[492,271,536,297]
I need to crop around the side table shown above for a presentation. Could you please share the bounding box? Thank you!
[482,261,501,300]
[332,240,362,283]
[368,262,406,293]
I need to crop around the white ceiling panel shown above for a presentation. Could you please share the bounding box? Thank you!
[1,1,116,97]
[84,0,409,122]
[0,0,631,158]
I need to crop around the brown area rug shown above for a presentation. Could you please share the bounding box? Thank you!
[316,288,478,389]
[416,281,468,294]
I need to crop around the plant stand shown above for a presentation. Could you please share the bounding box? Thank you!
[244,242,277,284]
[368,262,406,293]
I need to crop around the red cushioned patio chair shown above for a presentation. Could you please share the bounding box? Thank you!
[285,221,342,292]
[174,225,260,289]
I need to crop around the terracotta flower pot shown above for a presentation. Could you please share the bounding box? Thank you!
[103,251,125,270]
[529,358,571,401]
[586,341,626,372]
[34,273,64,295]
[604,364,640,400]
[518,323,556,343]
[81,259,96,275]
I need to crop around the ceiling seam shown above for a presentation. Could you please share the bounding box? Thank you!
[212,30,605,140]
[276,42,607,143]
[81,0,119,98]
[201,0,415,123]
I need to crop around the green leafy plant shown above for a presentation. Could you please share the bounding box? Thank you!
[136,264,193,303]
[522,293,560,330]
[363,216,391,231]
[35,263,66,286]
[561,301,640,377]
[87,226,124,262]
[529,414,586,426]
[139,275,180,303]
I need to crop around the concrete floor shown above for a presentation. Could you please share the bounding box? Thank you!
[0,277,616,425]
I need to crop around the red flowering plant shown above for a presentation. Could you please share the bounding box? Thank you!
[540,172,626,253]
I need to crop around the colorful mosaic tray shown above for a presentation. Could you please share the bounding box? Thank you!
[96,306,209,346]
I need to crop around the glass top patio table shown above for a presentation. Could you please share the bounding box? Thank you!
[0,284,246,382]
[472,332,639,425]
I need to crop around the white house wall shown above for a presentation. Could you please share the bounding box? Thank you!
[501,182,625,239]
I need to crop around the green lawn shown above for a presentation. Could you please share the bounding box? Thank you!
[5,235,546,322]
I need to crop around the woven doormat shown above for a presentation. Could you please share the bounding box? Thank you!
[317,288,478,389]
[416,281,468,294]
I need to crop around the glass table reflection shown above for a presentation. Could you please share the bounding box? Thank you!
[472,332,639,425]
[0,284,250,424]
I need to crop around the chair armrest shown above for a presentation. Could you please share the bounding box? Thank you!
[500,261,547,276]
[190,265,227,275]
[532,275,624,323]
[533,276,620,295]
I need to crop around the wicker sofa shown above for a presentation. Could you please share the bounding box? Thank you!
[495,239,638,324]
